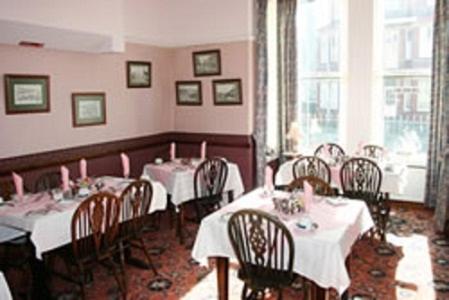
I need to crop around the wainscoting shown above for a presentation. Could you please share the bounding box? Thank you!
[0,132,255,194]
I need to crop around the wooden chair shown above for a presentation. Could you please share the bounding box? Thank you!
[228,209,295,300]
[287,176,335,196]
[292,156,331,184]
[314,143,345,161]
[340,158,389,241]
[69,192,126,299]
[34,171,61,192]
[362,144,385,160]
[192,157,229,222]
[119,180,158,275]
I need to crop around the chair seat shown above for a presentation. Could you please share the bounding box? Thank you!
[238,264,294,290]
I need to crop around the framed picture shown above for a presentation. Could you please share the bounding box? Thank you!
[192,49,221,77]
[213,79,243,105]
[127,61,151,88]
[72,93,106,127]
[176,81,202,105]
[4,74,50,114]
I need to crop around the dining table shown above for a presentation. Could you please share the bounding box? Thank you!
[275,157,407,195]
[0,176,168,259]
[0,176,168,299]
[191,188,374,300]
[142,158,245,207]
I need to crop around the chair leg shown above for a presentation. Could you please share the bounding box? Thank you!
[76,263,87,300]
[137,237,158,276]
[241,284,249,300]
[107,255,127,299]
[278,288,283,300]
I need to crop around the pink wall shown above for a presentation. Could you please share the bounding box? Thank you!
[172,40,255,135]
[0,0,124,51]
[0,43,174,159]
[124,0,254,47]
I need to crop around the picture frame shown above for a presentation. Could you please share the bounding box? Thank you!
[4,74,50,114]
[127,61,151,88]
[176,81,202,106]
[192,49,221,77]
[72,93,106,127]
[213,79,243,105]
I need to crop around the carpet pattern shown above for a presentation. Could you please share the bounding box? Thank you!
[10,205,449,299]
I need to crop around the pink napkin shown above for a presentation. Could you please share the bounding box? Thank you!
[12,172,24,199]
[200,141,207,160]
[121,152,130,178]
[357,141,365,155]
[324,143,331,157]
[79,159,87,180]
[60,166,70,192]
[265,166,274,191]
[303,180,313,212]
[170,142,176,161]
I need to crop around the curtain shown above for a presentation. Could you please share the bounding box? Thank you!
[277,0,298,153]
[253,0,269,186]
[424,0,449,231]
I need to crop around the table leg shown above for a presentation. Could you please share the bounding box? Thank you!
[310,283,326,300]
[176,205,184,245]
[30,246,51,298]
[215,257,229,300]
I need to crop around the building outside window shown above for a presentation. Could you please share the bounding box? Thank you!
[297,0,344,151]
[381,0,435,164]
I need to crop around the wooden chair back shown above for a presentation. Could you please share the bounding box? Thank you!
[287,175,335,196]
[228,209,294,287]
[71,192,121,261]
[362,144,385,160]
[292,156,331,183]
[119,180,153,239]
[194,157,228,200]
[314,143,345,160]
[34,171,61,192]
[340,158,382,201]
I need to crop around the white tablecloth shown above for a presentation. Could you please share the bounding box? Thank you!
[275,159,407,195]
[0,272,12,300]
[0,176,167,259]
[142,160,245,206]
[192,188,374,294]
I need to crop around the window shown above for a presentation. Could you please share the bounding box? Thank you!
[297,0,344,151]
[381,0,434,163]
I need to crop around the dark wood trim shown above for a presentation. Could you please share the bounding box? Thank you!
[212,79,243,106]
[4,74,50,114]
[390,200,428,210]
[0,132,253,176]
[126,61,152,88]
[169,132,253,148]
[192,49,221,77]
[71,92,106,127]
[175,81,202,106]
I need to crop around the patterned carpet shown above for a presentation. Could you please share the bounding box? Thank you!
[10,205,449,299]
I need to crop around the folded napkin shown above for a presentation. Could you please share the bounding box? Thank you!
[303,180,313,212]
[121,152,130,178]
[80,158,87,180]
[170,142,176,161]
[60,166,70,192]
[12,172,24,200]
[357,141,365,155]
[200,141,207,160]
[265,166,274,191]
[324,143,331,157]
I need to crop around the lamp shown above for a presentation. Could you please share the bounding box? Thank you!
[286,121,300,153]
